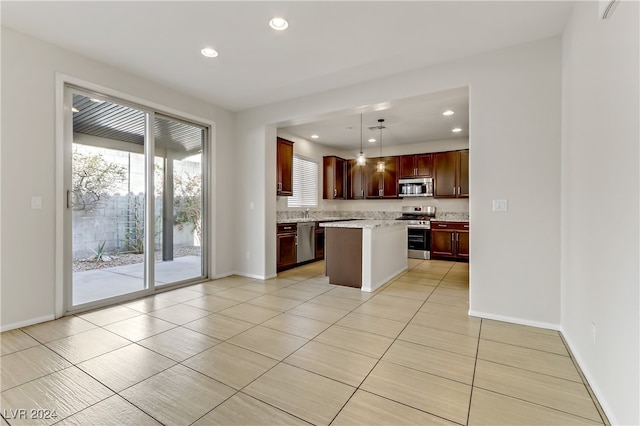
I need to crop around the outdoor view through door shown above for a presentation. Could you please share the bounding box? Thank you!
[70,89,205,307]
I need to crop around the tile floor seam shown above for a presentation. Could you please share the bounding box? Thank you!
[466,317,483,425]
[469,385,605,424]
[322,275,454,424]
[477,336,571,357]
[474,353,585,384]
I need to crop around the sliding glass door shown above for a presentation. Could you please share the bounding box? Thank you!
[66,86,207,309]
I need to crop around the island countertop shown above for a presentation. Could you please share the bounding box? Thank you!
[320,220,405,229]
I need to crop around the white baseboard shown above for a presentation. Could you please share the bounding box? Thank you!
[230,271,272,280]
[468,310,561,331]
[560,328,615,425]
[364,267,408,292]
[1,314,56,332]
[213,271,276,281]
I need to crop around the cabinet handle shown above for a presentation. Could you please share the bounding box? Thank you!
[453,187,456,195]
[457,186,461,195]
[450,233,454,252]
[295,236,298,245]
[334,188,337,197]
[438,224,447,227]
[464,224,469,228]
[284,226,292,230]
[277,182,282,191]
[379,188,383,197]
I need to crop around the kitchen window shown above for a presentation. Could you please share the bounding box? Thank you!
[288,155,318,207]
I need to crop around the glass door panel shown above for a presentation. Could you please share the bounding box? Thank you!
[154,115,205,285]
[71,93,148,305]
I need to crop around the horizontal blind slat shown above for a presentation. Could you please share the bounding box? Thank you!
[288,156,318,208]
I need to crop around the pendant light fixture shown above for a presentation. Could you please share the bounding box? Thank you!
[356,114,366,166]
[376,119,385,173]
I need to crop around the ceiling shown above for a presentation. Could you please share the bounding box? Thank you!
[2,1,573,113]
[279,87,469,149]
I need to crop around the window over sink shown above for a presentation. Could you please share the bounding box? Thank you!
[288,155,318,207]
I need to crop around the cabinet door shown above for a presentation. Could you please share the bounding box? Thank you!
[431,230,455,257]
[415,153,432,177]
[277,138,294,196]
[277,233,297,271]
[323,156,346,199]
[335,157,346,199]
[457,231,469,259]
[381,157,399,198]
[365,158,382,198]
[457,150,469,198]
[433,151,457,198]
[315,229,325,260]
[348,160,366,200]
[399,155,416,178]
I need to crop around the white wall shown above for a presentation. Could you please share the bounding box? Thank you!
[0,28,236,329]
[236,37,563,326]
[561,2,639,425]
[276,132,470,214]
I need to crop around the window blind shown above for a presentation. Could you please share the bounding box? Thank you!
[288,156,318,207]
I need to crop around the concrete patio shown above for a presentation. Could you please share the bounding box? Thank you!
[73,255,202,305]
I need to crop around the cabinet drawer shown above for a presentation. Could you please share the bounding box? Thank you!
[277,223,298,234]
[431,221,470,230]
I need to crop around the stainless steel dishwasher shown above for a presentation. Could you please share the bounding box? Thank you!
[296,222,316,264]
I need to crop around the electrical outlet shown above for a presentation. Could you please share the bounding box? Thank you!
[31,196,42,210]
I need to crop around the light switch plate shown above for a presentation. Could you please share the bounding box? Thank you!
[492,199,508,212]
[31,196,42,210]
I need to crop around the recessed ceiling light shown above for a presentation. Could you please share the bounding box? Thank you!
[452,127,462,133]
[368,138,376,143]
[311,134,319,139]
[72,107,79,113]
[269,17,289,30]
[201,47,219,58]
[443,110,454,116]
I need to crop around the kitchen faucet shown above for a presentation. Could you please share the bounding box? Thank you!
[304,207,311,219]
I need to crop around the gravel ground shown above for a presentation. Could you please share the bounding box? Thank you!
[73,246,201,272]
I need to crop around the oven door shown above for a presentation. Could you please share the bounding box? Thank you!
[407,227,430,259]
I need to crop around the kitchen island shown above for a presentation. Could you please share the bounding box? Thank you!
[320,220,407,292]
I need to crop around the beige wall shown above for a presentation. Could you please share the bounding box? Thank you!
[0,28,236,329]
[561,2,639,424]
[236,37,563,327]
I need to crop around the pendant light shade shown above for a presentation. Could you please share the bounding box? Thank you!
[356,114,366,166]
[376,119,385,173]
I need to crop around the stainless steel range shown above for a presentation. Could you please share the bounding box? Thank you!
[397,206,436,259]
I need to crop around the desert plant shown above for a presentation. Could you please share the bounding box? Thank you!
[174,172,202,244]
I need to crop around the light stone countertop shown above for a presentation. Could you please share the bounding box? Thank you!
[277,217,357,224]
[320,220,406,229]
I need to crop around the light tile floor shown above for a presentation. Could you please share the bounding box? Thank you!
[1,259,608,425]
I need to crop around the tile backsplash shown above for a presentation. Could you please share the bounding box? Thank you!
[276,210,469,221]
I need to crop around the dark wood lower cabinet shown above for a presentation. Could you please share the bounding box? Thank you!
[277,224,297,271]
[430,221,469,260]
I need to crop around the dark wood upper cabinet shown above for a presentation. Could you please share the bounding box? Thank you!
[365,157,399,199]
[323,156,346,199]
[276,138,294,196]
[399,153,432,178]
[434,150,468,198]
[458,149,469,198]
[347,159,366,200]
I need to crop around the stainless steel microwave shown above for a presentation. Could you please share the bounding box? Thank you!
[399,178,434,197]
